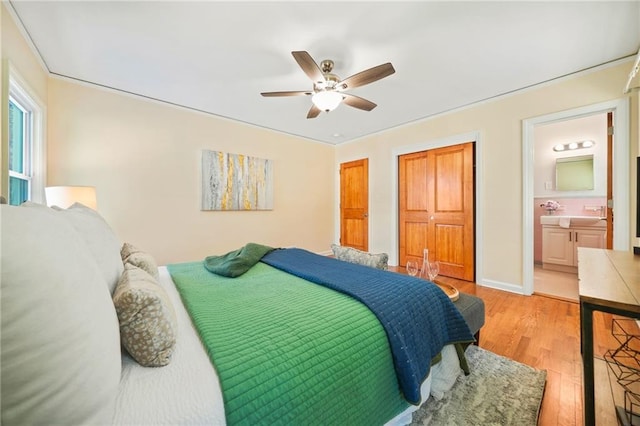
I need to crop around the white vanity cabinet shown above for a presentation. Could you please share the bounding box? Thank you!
[541,220,606,273]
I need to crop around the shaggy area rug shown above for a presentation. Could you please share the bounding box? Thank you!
[411,345,547,425]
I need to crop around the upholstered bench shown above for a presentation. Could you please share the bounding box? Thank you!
[452,292,485,343]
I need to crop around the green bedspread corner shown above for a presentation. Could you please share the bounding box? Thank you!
[203,242,274,277]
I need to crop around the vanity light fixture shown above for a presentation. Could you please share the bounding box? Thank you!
[553,140,595,152]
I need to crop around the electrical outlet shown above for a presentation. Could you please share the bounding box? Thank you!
[545,181,553,190]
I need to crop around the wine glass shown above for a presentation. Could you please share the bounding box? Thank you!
[427,261,440,282]
[406,261,419,277]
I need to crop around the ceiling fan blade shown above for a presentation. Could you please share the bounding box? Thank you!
[342,94,377,111]
[307,104,321,119]
[337,63,395,91]
[292,51,324,83]
[261,90,312,97]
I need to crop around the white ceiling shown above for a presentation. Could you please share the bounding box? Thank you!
[8,1,640,145]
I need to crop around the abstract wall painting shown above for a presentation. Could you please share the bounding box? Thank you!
[201,150,274,211]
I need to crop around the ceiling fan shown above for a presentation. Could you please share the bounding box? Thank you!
[261,51,395,119]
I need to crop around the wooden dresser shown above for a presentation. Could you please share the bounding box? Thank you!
[578,248,640,426]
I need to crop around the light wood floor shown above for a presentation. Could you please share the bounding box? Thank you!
[448,277,629,426]
[391,267,628,425]
[533,265,579,303]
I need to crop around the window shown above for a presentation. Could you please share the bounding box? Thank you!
[6,68,45,205]
[9,97,31,205]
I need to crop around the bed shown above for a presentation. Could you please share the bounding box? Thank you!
[1,203,473,425]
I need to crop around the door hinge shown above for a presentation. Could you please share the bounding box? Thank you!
[608,126,614,136]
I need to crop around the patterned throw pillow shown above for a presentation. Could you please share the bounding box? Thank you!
[121,242,159,280]
[113,264,177,367]
[330,244,389,270]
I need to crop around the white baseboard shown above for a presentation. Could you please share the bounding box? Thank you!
[478,279,528,295]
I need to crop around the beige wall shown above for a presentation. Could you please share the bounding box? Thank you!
[47,78,335,265]
[1,2,49,195]
[0,4,48,98]
[4,4,640,280]
[336,62,639,291]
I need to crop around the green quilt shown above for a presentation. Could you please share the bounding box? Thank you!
[168,261,409,426]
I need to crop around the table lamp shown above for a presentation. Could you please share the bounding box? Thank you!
[45,186,97,210]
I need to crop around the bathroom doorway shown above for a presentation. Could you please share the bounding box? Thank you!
[532,113,608,301]
[522,99,630,297]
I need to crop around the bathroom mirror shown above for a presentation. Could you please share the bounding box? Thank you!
[556,155,594,191]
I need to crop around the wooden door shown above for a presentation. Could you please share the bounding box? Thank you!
[399,143,475,281]
[340,158,368,251]
[399,151,430,267]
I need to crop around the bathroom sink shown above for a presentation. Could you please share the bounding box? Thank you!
[540,215,606,227]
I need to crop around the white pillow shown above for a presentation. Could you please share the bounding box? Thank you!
[1,204,121,424]
[54,202,124,294]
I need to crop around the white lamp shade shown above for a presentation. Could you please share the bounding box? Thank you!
[45,186,97,210]
[311,91,343,111]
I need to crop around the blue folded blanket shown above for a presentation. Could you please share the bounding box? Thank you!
[261,248,474,405]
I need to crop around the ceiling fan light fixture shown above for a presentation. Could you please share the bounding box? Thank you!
[312,91,343,112]
[262,51,395,119]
